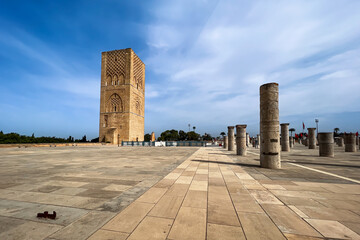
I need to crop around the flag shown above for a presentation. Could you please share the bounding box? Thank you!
[356,132,358,137]
[302,122,305,130]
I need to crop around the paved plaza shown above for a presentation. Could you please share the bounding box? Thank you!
[0,144,359,239]
[0,146,197,239]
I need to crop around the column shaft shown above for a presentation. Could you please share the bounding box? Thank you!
[260,83,281,169]
[318,132,334,157]
[344,133,357,152]
[223,136,228,149]
[228,126,235,151]
[308,128,316,149]
[280,123,290,151]
[236,125,247,156]
[289,137,294,148]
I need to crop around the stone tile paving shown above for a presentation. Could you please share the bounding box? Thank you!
[1,144,360,239]
[91,145,360,240]
[0,146,198,240]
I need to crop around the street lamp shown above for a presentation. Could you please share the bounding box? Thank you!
[315,119,319,137]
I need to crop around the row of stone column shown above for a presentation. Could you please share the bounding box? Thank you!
[224,82,358,169]
[303,132,358,157]
[222,83,281,169]
[279,125,318,151]
[335,133,358,152]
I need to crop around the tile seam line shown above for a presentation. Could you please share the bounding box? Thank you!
[0,214,63,227]
[287,163,360,184]
[232,151,322,239]
[0,197,96,212]
[164,155,200,239]
[258,190,326,238]
[163,148,203,240]
[47,210,103,240]
[124,148,200,238]
[205,149,209,240]
[246,149,360,184]
[240,178,292,239]
[0,196,102,212]
[218,153,247,239]
[86,149,199,239]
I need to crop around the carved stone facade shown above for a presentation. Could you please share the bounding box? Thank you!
[99,48,145,144]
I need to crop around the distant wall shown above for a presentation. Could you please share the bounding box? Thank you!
[0,142,105,149]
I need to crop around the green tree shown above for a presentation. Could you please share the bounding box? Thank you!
[202,133,212,141]
[144,133,151,141]
[81,135,87,142]
[0,131,72,144]
[187,131,200,141]
[159,129,179,141]
[334,128,340,137]
[193,126,196,132]
[179,130,187,141]
[289,128,295,137]
[220,132,225,137]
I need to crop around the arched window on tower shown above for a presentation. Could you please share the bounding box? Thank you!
[106,75,111,86]
[135,100,141,115]
[104,115,108,127]
[119,74,124,84]
[113,75,118,85]
[107,94,123,112]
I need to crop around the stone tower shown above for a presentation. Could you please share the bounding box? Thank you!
[99,48,145,144]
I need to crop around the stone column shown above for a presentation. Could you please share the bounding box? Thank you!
[318,132,334,157]
[304,138,308,147]
[246,133,250,147]
[280,123,290,151]
[338,137,344,147]
[356,135,359,145]
[289,137,294,148]
[228,126,235,151]
[236,125,247,156]
[344,133,357,152]
[223,136,228,149]
[260,83,281,169]
[308,128,316,149]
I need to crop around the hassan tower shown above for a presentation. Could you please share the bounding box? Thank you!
[99,48,145,144]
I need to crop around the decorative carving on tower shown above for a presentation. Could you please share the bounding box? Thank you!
[99,48,145,144]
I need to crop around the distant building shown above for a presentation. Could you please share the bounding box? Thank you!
[99,48,145,144]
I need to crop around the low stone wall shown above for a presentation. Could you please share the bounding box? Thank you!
[121,141,207,147]
[0,142,104,149]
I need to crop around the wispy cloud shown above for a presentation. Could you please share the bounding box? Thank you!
[1,1,359,138]
[144,0,360,135]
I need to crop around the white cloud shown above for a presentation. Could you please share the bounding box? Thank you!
[144,0,360,135]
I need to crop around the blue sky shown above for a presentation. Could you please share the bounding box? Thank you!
[0,0,359,139]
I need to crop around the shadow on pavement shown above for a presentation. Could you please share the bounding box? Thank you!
[192,159,260,168]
